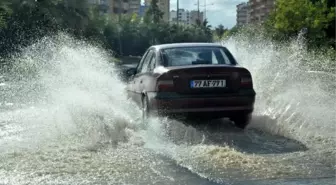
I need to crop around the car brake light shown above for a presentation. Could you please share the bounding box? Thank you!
[241,76,253,87]
[156,80,174,92]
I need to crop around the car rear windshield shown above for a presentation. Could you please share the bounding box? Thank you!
[160,46,236,67]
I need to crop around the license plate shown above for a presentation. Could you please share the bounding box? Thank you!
[190,80,226,88]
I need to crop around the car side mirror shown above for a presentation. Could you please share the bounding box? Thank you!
[125,67,136,79]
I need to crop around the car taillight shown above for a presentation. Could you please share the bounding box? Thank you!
[241,76,253,88]
[156,80,174,92]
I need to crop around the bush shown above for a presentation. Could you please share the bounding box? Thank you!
[0,0,213,65]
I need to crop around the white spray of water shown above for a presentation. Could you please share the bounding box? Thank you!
[223,32,336,148]
[0,32,335,184]
[0,33,142,152]
[141,32,336,183]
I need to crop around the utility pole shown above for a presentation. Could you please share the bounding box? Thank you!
[197,0,200,21]
[176,0,179,25]
[204,0,206,20]
[118,0,122,22]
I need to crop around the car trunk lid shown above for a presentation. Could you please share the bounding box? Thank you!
[161,65,251,94]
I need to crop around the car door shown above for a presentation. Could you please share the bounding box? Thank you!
[138,50,157,94]
[126,50,150,101]
[132,49,155,105]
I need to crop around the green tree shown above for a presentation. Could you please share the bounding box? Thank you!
[0,0,12,28]
[322,0,335,47]
[144,0,163,24]
[0,0,214,61]
[195,18,212,39]
[272,0,335,40]
[264,0,336,47]
[215,24,227,39]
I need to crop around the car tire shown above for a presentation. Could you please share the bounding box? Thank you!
[230,114,252,129]
[141,96,150,124]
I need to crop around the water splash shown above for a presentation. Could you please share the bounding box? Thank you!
[0,33,142,152]
[0,32,335,184]
[143,31,336,183]
[222,31,336,148]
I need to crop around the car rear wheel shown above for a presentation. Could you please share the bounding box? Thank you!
[230,114,252,129]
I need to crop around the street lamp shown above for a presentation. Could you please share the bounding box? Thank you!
[177,0,179,25]
[194,0,214,20]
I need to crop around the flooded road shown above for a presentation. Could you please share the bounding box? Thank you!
[0,34,335,185]
[0,111,334,185]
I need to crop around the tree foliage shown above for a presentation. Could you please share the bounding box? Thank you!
[267,0,335,48]
[214,24,227,39]
[272,0,335,36]
[224,0,335,49]
[195,18,212,38]
[0,0,213,62]
[144,0,164,24]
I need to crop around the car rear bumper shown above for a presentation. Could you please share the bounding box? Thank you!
[147,91,255,117]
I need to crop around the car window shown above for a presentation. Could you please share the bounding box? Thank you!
[219,49,232,64]
[136,49,150,74]
[212,52,219,64]
[147,52,156,72]
[140,50,154,73]
[161,46,234,67]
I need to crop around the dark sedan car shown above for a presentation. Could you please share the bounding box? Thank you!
[124,43,256,129]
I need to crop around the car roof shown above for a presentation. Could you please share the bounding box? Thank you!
[151,42,224,50]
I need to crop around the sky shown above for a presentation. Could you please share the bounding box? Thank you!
[142,0,247,29]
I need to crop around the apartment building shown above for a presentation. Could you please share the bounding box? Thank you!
[87,0,141,15]
[128,0,141,14]
[236,2,249,26]
[145,0,170,22]
[248,0,276,23]
[111,0,129,14]
[190,10,204,25]
[87,0,111,14]
[170,9,204,25]
[170,9,190,25]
